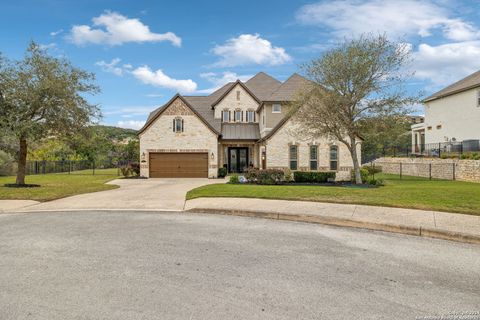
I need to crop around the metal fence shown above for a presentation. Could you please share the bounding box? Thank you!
[25,160,127,175]
[371,161,458,181]
[379,140,480,159]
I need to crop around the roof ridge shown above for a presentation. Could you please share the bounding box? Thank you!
[425,69,480,101]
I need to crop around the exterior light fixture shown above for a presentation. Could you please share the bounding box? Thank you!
[141,152,146,163]
[211,152,215,160]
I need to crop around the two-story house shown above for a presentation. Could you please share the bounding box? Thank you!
[138,72,359,178]
[412,70,480,154]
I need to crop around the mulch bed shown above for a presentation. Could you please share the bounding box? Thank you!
[4,183,41,188]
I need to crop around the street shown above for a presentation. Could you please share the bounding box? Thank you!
[0,211,479,319]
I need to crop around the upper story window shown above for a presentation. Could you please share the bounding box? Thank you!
[235,109,242,122]
[173,118,184,133]
[310,145,318,171]
[329,145,338,171]
[222,110,230,123]
[477,90,480,107]
[289,145,298,170]
[246,110,255,123]
[272,104,282,113]
[236,90,241,101]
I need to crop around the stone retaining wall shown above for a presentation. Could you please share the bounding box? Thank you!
[373,157,480,182]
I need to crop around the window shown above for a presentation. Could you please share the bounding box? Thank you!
[222,110,230,123]
[329,145,338,171]
[436,124,442,130]
[235,109,242,122]
[272,104,282,113]
[236,90,240,101]
[289,145,298,170]
[173,118,184,133]
[477,90,480,107]
[246,110,255,123]
[309,145,318,171]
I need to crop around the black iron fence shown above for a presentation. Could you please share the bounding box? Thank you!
[370,161,458,181]
[365,139,480,163]
[25,160,128,175]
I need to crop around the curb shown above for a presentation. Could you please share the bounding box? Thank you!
[186,208,480,245]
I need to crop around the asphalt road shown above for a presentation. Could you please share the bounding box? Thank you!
[0,211,479,320]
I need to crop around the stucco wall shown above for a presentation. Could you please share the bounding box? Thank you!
[424,88,480,143]
[139,97,219,178]
[263,118,361,181]
[213,84,260,122]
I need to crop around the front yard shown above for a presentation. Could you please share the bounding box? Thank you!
[187,174,480,215]
[0,169,120,202]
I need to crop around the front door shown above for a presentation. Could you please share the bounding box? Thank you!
[228,147,249,173]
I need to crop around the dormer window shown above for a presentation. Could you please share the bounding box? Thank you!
[272,104,281,113]
[222,110,230,123]
[235,109,242,122]
[173,118,184,133]
[246,110,255,123]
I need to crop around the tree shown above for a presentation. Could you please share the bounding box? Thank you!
[0,42,100,185]
[291,34,416,184]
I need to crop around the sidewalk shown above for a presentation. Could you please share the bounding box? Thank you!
[185,198,480,244]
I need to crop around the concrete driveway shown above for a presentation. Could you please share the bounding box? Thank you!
[19,178,224,212]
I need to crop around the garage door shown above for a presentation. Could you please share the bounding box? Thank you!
[149,152,208,178]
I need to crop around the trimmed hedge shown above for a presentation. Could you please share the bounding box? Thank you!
[218,167,227,178]
[245,168,285,185]
[293,171,336,183]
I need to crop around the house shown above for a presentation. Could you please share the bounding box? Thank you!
[412,70,480,154]
[138,72,360,179]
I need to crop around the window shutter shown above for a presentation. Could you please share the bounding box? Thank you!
[173,119,175,132]
[181,119,184,132]
[254,112,256,122]
[229,111,231,122]
[241,111,243,122]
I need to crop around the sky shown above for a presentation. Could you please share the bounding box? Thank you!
[1,0,480,129]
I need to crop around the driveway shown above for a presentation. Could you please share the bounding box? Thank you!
[18,178,224,212]
[0,211,478,319]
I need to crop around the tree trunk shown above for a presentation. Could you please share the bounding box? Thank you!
[350,136,362,184]
[16,137,27,185]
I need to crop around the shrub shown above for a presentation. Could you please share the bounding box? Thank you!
[218,167,227,178]
[229,174,240,184]
[120,166,132,177]
[0,151,16,176]
[293,171,336,183]
[283,168,293,182]
[368,178,385,186]
[244,167,259,182]
[257,169,285,185]
[363,165,382,175]
[130,162,140,176]
[351,168,369,183]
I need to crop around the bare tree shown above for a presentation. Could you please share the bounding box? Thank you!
[291,34,416,184]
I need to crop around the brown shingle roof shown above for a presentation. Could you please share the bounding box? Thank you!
[267,73,311,101]
[424,70,480,102]
[244,72,282,101]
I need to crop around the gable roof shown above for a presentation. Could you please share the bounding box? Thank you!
[424,69,480,102]
[244,72,282,101]
[267,73,311,101]
[210,80,261,109]
[137,94,220,135]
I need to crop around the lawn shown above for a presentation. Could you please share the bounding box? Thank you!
[0,168,120,202]
[187,174,480,215]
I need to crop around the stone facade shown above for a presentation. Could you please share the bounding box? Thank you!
[261,118,361,181]
[139,97,219,178]
[373,157,480,182]
[213,83,260,121]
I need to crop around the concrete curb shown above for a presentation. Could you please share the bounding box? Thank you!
[186,208,480,245]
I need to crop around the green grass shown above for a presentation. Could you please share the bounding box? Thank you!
[0,168,120,202]
[187,173,480,215]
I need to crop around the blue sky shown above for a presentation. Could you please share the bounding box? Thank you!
[2,0,480,129]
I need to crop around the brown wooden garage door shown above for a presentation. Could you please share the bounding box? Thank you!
[149,152,208,178]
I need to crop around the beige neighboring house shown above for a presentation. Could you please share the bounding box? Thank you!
[138,72,360,179]
[412,70,480,153]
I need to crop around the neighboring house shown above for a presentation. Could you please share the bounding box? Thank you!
[412,70,480,153]
[138,72,360,179]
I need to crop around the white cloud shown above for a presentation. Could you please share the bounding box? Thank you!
[412,41,480,87]
[95,58,126,76]
[50,29,63,37]
[103,106,154,117]
[145,93,164,98]
[67,11,181,46]
[39,43,57,50]
[296,0,479,41]
[197,71,253,94]
[211,34,291,67]
[131,66,197,93]
[116,120,146,130]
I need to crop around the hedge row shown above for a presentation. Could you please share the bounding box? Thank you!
[293,171,336,183]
